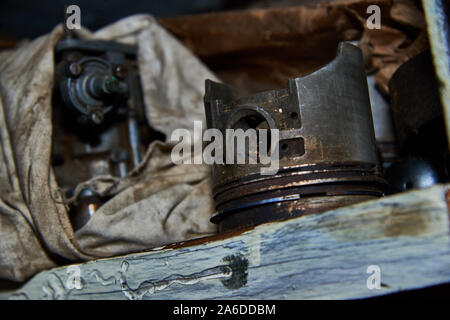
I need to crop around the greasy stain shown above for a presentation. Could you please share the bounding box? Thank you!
[380,205,428,238]
[318,198,441,243]
[221,253,249,290]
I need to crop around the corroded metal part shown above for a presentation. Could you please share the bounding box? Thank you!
[204,42,384,231]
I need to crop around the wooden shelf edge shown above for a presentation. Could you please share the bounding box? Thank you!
[2,184,450,300]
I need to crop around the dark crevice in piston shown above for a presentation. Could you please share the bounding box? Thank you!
[204,42,386,232]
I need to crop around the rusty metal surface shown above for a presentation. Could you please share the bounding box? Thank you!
[213,194,375,231]
[204,42,384,231]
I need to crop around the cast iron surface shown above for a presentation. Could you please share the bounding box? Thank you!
[204,42,384,231]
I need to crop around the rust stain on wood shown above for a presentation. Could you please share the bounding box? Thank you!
[380,205,428,238]
[317,197,443,242]
[152,225,256,251]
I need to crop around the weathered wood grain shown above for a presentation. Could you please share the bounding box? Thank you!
[1,184,450,300]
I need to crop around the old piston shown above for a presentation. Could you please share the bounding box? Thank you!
[204,42,385,232]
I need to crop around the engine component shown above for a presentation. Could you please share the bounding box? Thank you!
[52,33,164,230]
[57,55,128,125]
[388,50,449,188]
[389,51,445,148]
[385,159,440,193]
[204,42,385,232]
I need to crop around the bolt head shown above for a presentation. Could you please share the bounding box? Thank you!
[114,65,128,79]
[67,62,82,78]
[90,111,104,124]
[104,77,120,93]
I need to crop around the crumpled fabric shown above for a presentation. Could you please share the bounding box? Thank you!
[0,14,219,282]
[355,0,428,95]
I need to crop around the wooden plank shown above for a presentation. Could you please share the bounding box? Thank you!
[1,184,450,300]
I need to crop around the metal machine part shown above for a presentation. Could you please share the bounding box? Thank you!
[389,51,444,148]
[388,50,449,188]
[204,42,385,232]
[58,56,128,125]
[385,159,440,194]
[52,35,164,230]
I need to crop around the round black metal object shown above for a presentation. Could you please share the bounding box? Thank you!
[385,159,440,193]
[204,42,385,232]
[58,56,128,125]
